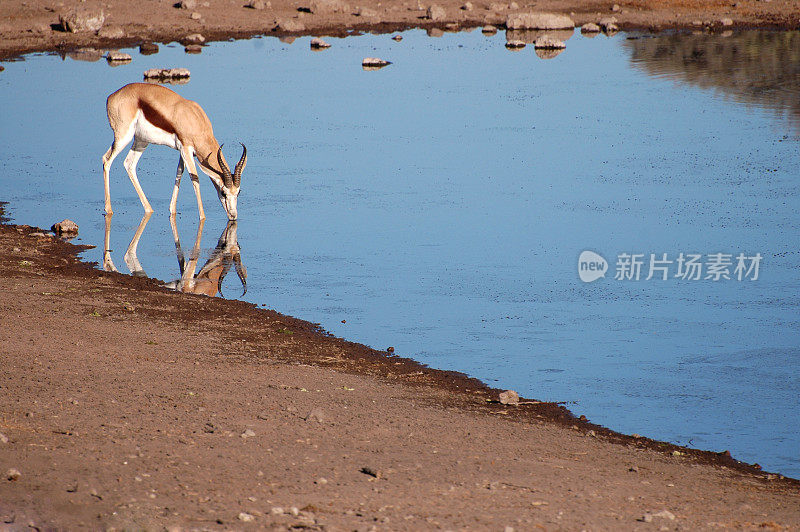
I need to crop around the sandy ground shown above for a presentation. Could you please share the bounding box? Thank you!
[1,0,800,61]
[1,214,799,530]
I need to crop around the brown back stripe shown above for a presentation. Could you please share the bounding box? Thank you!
[139,99,176,135]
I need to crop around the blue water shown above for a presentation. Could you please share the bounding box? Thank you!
[1,29,798,476]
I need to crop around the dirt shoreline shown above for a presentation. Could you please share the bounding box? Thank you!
[1,208,799,528]
[1,0,800,62]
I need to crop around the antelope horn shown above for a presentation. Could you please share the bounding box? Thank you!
[217,144,233,188]
[233,143,247,188]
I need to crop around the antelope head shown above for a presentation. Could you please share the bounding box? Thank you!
[215,143,247,221]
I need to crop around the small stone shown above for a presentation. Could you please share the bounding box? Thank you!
[6,469,20,481]
[0,433,8,444]
[271,507,284,515]
[139,42,159,54]
[362,57,391,68]
[505,40,525,49]
[360,466,380,478]
[245,0,267,8]
[671,450,683,456]
[586,429,596,437]
[176,0,198,9]
[316,477,328,484]
[185,44,203,53]
[581,22,600,32]
[305,408,326,423]
[427,5,446,21]
[482,24,497,33]
[387,346,395,353]
[392,34,402,41]
[641,510,675,522]
[720,17,733,26]
[289,507,300,516]
[611,3,620,11]
[499,390,519,404]
[506,12,574,30]
[461,2,473,10]
[106,51,132,62]
[275,18,305,32]
[98,26,125,38]
[629,465,639,472]
[238,512,255,522]
[353,6,378,17]
[59,8,105,33]
[51,219,78,236]
[190,12,202,20]
[509,2,518,8]
[241,429,256,438]
[182,33,205,44]
[632,433,641,438]
[143,68,190,81]
[310,37,331,49]
[533,34,565,49]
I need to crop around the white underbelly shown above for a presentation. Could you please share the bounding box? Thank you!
[134,111,180,149]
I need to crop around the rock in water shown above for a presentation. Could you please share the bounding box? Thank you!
[310,37,331,49]
[106,51,132,63]
[362,57,391,69]
[51,219,78,236]
[580,22,600,33]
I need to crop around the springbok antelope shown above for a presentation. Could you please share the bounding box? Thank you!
[102,83,247,221]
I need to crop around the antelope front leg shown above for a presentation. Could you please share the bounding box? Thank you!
[180,148,206,221]
[169,157,185,216]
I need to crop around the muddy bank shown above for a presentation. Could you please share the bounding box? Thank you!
[1,211,799,529]
[1,0,799,62]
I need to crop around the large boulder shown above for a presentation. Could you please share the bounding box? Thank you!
[506,12,574,30]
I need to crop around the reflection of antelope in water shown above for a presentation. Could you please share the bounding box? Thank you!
[103,214,246,297]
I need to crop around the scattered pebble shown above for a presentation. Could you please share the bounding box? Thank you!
[392,34,402,41]
[305,408,326,423]
[499,390,519,404]
[581,22,600,33]
[106,51,132,63]
[0,433,7,444]
[51,219,78,236]
[185,44,203,54]
[182,33,206,44]
[241,428,256,438]
[139,42,159,54]
[275,18,306,32]
[504,40,525,49]
[611,3,620,12]
[461,2,473,10]
[640,509,675,522]
[238,512,254,522]
[143,68,191,81]
[190,12,202,20]
[720,17,733,26]
[482,25,497,34]
[310,37,331,49]
[271,507,284,515]
[506,12,574,30]
[59,8,105,33]
[362,57,391,68]
[360,466,380,478]
[245,0,268,9]
[387,346,395,353]
[6,469,20,481]
[177,0,198,9]
[427,5,446,21]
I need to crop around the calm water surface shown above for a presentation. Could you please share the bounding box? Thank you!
[1,29,798,476]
